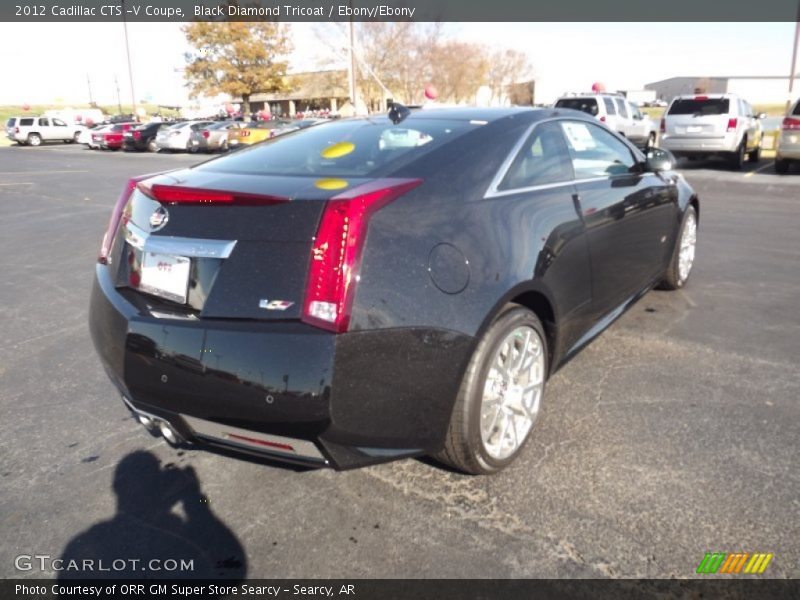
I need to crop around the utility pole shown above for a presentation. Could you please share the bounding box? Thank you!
[788,2,800,113]
[347,8,358,115]
[87,73,94,106]
[115,75,122,115]
[121,0,138,118]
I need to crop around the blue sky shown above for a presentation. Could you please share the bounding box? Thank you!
[0,22,795,106]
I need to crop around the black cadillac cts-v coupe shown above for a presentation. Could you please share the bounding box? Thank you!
[89,106,698,474]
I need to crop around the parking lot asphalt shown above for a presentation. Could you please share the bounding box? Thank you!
[1,144,798,580]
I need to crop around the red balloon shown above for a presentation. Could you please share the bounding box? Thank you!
[591,82,606,93]
[22,103,30,111]
[424,84,438,101]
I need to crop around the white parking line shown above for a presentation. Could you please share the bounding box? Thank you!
[744,162,775,178]
[0,182,33,186]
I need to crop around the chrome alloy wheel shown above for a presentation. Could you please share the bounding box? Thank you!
[678,211,697,283]
[480,325,545,460]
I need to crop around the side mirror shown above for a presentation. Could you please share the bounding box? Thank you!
[758,112,767,119]
[632,113,642,120]
[645,147,676,172]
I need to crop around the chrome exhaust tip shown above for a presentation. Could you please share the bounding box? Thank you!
[158,421,183,446]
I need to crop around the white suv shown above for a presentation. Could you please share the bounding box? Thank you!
[5,116,85,146]
[553,93,656,149]
[775,98,800,174]
[660,94,763,169]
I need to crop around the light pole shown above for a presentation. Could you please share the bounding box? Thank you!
[788,3,800,113]
[121,0,138,118]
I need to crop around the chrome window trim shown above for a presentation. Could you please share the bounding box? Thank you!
[484,117,647,199]
[124,221,237,258]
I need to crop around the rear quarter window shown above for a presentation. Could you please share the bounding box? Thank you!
[195,118,476,178]
[603,97,617,115]
[6,118,16,127]
[792,101,800,116]
[668,98,730,116]
[20,118,34,126]
[554,98,599,117]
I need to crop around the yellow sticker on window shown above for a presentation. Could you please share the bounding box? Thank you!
[314,178,349,191]
[321,141,355,159]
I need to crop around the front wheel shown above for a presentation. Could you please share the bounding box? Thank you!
[660,205,697,290]
[435,306,548,475]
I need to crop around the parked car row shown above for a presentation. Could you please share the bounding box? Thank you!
[553,91,789,171]
[68,118,328,153]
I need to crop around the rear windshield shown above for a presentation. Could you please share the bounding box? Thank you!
[196,118,476,178]
[6,118,15,127]
[554,98,599,117]
[669,98,730,116]
[20,118,34,126]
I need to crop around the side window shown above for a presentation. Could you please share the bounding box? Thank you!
[39,118,50,126]
[603,97,617,115]
[614,98,629,119]
[53,118,67,127]
[20,118,34,126]
[497,121,574,191]
[560,120,637,179]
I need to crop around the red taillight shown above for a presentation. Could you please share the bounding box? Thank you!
[599,115,606,122]
[202,130,210,138]
[726,118,738,132]
[660,118,665,133]
[302,178,423,333]
[133,130,141,139]
[138,183,289,206]
[14,126,19,134]
[694,95,708,101]
[98,175,151,264]
[782,117,800,130]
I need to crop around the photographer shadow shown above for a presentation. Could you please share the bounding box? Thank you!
[58,450,247,580]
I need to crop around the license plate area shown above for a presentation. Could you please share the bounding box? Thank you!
[137,251,190,304]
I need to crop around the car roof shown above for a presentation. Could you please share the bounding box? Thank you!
[400,106,533,122]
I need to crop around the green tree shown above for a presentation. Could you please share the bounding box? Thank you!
[182,21,292,118]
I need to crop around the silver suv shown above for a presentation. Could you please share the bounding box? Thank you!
[6,116,85,146]
[660,94,763,169]
[553,93,656,149]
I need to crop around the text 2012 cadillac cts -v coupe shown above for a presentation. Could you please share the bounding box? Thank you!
[89,106,699,474]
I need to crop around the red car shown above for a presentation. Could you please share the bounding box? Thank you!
[94,122,136,150]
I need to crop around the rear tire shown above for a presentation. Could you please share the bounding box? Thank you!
[147,138,158,153]
[27,133,42,147]
[660,205,697,290]
[729,139,745,170]
[435,306,548,475]
[775,158,789,174]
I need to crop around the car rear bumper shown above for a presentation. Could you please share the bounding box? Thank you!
[156,138,189,150]
[661,134,738,154]
[89,264,472,469]
[777,132,800,160]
